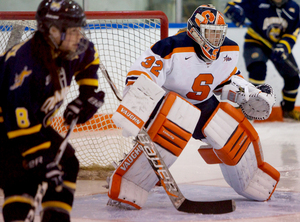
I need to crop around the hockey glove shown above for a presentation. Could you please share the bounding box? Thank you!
[224,5,245,27]
[45,163,64,188]
[64,90,105,125]
[23,153,64,188]
[271,43,288,63]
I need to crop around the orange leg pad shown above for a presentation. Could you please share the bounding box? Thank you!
[147,92,200,157]
[259,162,281,182]
[198,147,222,164]
[202,102,262,165]
[214,125,251,165]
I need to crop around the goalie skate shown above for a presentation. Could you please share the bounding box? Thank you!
[104,153,129,189]
[107,198,137,210]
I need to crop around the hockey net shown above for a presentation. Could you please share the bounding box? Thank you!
[0,11,168,178]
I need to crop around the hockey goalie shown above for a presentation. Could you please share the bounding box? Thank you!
[107,4,280,210]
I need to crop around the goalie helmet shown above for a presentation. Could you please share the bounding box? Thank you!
[36,0,88,59]
[269,0,289,8]
[187,5,228,61]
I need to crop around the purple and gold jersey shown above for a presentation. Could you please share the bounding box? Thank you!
[0,37,99,156]
[226,0,300,52]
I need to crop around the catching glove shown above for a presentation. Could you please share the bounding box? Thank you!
[224,5,245,27]
[64,90,105,125]
[221,75,275,120]
[271,43,288,63]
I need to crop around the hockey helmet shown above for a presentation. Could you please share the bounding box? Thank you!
[36,0,86,34]
[269,0,289,7]
[35,0,88,59]
[187,5,227,61]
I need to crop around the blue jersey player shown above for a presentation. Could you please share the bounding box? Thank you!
[224,0,300,120]
[0,0,104,221]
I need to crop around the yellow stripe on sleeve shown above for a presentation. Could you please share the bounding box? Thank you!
[7,124,42,139]
[282,33,297,42]
[21,141,51,157]
[279,40,291,53]
[74,57,100,76]
[76,78,99,87]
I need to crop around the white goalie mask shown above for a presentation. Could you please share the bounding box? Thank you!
[187,5,228,61]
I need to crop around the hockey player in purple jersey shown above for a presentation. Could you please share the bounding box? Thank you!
[224,0,300,120]
[0,0,104,221]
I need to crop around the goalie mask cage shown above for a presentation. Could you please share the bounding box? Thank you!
[0,11,168,173]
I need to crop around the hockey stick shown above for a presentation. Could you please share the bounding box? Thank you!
[102,66,235,213]
[99,62,123,101]
[285,59,300,74]
[136,128,236,214]
[25,117,78,222]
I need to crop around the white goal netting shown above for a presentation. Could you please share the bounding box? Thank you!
[0,11,168,170]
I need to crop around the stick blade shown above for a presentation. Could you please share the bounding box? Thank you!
[177,199,236,214]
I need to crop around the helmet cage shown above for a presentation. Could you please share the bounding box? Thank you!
[187,5,228,61]
[63,34,89,60]
[199,24,227,48]
[270,0,289,7]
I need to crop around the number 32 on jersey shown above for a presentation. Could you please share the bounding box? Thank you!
[141,56,214,101]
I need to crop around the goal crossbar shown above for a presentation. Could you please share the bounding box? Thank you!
[0,11,169,39]
[0,10,169,170]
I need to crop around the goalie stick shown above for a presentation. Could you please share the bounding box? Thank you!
[102,63,235,214]
[136,128,235,214]
[99,62,123,101]
[25,117,78,222]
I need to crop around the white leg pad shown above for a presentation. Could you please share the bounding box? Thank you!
[116,178,150,207]
[108,92,201,209]
[108,143,176,209]
[201,102,280,201]
[220,143,278,201]
[112,74,165,137]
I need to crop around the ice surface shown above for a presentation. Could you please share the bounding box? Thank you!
[1,121,300,222]
[69,121,300,221]
[72,184,300,221]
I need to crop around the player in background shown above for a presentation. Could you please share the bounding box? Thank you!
[224,0,300,121]
[0,0,104,221]
[107,5,280,210]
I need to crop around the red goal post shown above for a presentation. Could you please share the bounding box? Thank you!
[0,11,169,170]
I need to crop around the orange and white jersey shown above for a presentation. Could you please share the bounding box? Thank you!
[125,31,241,104]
